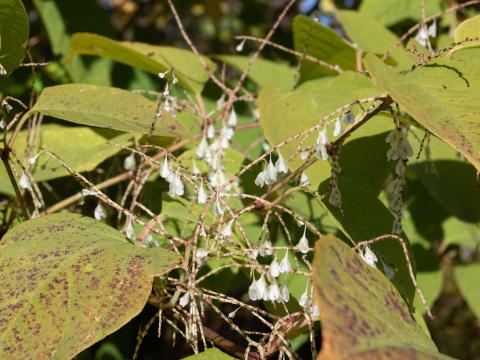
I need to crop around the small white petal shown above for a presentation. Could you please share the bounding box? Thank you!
[297,226,309,254]
[123,153,136,171]
[312,303,320,318]
[179,292,190,307]
[235,39,246,52]
[158,70,169,79]
[275,154,288,174]
[360,246,378,267]
[280,284,290,302]
[168,170,184,197]
[28,151,43,165]
[19,173,30,190]
[94,202,107,220]
[264,158,277,185]
[299,171,310,187]
[227,107,238,126]
[125,218,136,240]
[268,281,281,302]
[213,198,224,216]
[279,251,292,273]
[333,117,342,137]
[300,151,309,160]
[220,219,234,238]
[317,127,328,146]
[0,64,6,76]
[192,160,200,175]
[299,288,308,308]
[197,183,208,204]
[269,256,280,278]
[428,20,437,38]
[256,275,267,299]
[248,279,258,301]
[259,238,273,256]
[207,124,215,139]
[196,136,208,158]
[195,248,209,262]
[255,169,266,188]
[160,157,171,179]
[143,234,159,248]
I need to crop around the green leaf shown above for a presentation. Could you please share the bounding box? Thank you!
[258,71,388,192]
[364,54,480,172]
[0,213,180,359]
[313,236,452,360]
[0,0,29,75]
[452,15,480,53]
[27,84,193,138]
[183,348,235,360]
[359,0,442,26]
[293,15,356,82]
[215,55,296,91]
[336,10,414,68]
[319,177,415,304]
[454,264,480,318]
[0,124,132,196]
[66,33,215,93]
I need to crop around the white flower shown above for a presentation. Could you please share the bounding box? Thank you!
[360,246,378,267]
[196,136,209,158]
[259,238,273,256]
[235,39,246,52]
[333,117,342,137]
[168,170,184,197]
[197,183,207,204]
[94,202,107,220]
[343,110,355,124]
[124,153,136,171]
[269,256,280,278]
[195,248,209,262]
[428,20,437,38]
[268,281,281,302]
[275,154,288,174]
[300,151,309,160]
[19,173,30,190]
[256,275,267,300]
[255,169,266,187]
[179,292,190,307]
[317,127,328,146]
[220,219,234,238]
[299,287,308,308]
[228,107,237,126]
[207,124,215,139]
[0,119,5,129]
[383,262,395,280]
[143,234,159,248]
[279,251,292,273]
[264,157,277,185]
[0,63,6,76]
[199,223,207,237]
[163,82,170,97]
[172,71,178,84]
[213,198,224,216]
[158,70,169,78]
[299,171,310,187]
[312,303,320,318]
[125,218,136,240]
[28,151,44,165]
[280,284,290,302]
[192,160,200,175]
[160,157,171,179]
[415,25,429,47]
[316,143,329,160]
[297,226,309,254]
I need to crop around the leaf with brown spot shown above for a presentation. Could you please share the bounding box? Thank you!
[0,213,180,359]
[313,236,453,360]
[364,54,480,172]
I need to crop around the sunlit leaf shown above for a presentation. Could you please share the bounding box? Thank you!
[183,348,235,360]
[27,84,195,138]
[364,54,480,172]
[452,15,480,53]
[359,0,442,26]
[293,15,356,82]
[0,213,180,359]
[0,0,29,75]
[66,33,215,93]
[313,235,453,359]
[0,124,132,196]
[215,55,296,91]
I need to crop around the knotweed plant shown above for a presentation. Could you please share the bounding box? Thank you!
[1,0,480,359]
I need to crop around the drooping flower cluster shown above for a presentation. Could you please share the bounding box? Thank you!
[159,156,185,198]
[248,274,290,303]
[385,124,412,234]
[255,153,288,188]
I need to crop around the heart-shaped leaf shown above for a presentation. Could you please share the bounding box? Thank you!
[0,213,180,359]
[313,236,453,359]
[0,0,29,75]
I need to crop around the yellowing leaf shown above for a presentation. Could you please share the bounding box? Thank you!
[0,213,180,359]
[364,54,480,172]
[313,236,453,360]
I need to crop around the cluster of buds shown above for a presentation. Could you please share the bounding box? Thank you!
[386,124,413,234]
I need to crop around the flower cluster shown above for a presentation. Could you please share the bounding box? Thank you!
[255,153,288,187]
[159,157,185,197]
[386,125,413,234]
[415,20,437,48]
